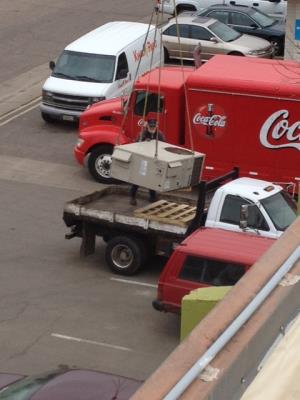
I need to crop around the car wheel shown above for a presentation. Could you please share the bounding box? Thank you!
[228,52,244,56]
[41,112,55,123]
[270,37,282,56]
[88,144,117,184]
[105,236,147,275]
[164,47,170,63]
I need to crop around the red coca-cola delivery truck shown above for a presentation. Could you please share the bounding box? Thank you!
[75,55,300,189]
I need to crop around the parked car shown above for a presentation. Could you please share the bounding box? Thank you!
[158,0,287,22]
[162,15,274,62]
[152,227,276,313]
[197,5,285,56]
[0,368,142,399]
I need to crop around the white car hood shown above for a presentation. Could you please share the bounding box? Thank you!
[233,34,271,50]
[43,76,112,97]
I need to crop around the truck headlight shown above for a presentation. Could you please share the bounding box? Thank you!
[42,90,54,102]
[76,138,85,147]
[89,96,106,104]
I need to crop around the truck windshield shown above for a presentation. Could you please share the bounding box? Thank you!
[261,191,297,231]
[52,50,116,83]
[209,21,241,42]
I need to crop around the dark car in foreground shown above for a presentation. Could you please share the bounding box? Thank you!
[0,368,142,399]
[197,4,285,55]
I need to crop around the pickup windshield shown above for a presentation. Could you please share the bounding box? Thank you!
[261,191,297,231]
[52,50,116,83]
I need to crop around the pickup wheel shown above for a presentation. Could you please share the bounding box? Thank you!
[88,145,116,184]
[105,236,147,275]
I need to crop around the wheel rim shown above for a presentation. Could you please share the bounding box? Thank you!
[271,40,280,55]
[95,154,112,179]
[111,244,134,269]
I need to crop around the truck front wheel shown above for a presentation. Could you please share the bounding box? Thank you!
[88,145,116,184]
[105,236,147,275]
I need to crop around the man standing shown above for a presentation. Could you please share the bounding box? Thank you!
[129,118,166,206]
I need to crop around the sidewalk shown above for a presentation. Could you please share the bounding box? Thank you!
[0,63,49,116]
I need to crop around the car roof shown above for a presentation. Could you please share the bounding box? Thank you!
[66,21,153,55]
[167,15,217,28]
[179,228,275,266]
[203,4,257,14]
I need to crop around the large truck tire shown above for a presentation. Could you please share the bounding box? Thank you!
[88,144,117,184]
[105,235,147,275]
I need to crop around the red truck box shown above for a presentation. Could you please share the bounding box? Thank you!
[76,55,300,190]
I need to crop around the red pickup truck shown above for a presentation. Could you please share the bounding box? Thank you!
[152,227,275,313]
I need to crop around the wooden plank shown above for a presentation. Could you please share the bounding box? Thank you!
[134,200,196,227]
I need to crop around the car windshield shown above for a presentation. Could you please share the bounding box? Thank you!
[261,191,297,231]
[251,10,276,28]
[0,371,61,400]
[208,20,241,42]
[52,50,116,83]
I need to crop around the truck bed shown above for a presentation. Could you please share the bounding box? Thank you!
[63,185,198,236]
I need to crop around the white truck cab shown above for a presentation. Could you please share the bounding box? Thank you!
[159,0,287,21]
[205,177,297,238]
[41,21,162,123]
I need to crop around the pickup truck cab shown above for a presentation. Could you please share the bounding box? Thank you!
[153,227,275,313]
[205,177,297,239]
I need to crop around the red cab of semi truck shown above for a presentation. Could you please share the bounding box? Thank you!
[76,55,300,187]
[152,227,275,314]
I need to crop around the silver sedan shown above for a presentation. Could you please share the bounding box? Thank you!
[162,16,274,62]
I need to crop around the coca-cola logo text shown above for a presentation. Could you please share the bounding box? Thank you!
[260,110,300,150]
[193,113,227,127]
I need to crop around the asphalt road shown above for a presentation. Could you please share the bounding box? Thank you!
[0,0,179,381]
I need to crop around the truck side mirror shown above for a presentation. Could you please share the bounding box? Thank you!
[49,60,55,70]
[239,204,249,229]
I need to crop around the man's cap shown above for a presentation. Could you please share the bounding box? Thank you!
[147,118,157,128]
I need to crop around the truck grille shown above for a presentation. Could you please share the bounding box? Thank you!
[43,93,90,111]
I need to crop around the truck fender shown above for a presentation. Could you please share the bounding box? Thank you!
[80,125,130,183]
[81,125,129,152]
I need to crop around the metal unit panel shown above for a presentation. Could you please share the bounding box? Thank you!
[111,141,205,192]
